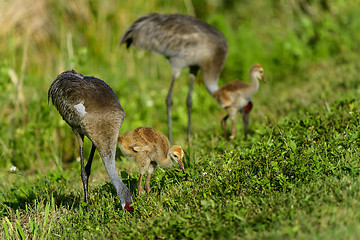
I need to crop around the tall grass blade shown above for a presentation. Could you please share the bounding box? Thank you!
[43,202,50,228]
[2,218,11,239]
[40,201,53,239]
[15,209,26,239]
[29,218,39,239]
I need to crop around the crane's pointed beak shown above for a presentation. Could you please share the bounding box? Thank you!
[178,159,185,173]
[261,75,266,83]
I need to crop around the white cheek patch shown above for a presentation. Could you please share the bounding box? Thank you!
[74,103,87,117]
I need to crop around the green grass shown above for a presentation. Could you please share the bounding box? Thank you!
[2,97,360,239]
[1,0,360,239]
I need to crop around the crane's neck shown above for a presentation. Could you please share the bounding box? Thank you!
[206,82,219,95]
[98,149,134,209]
[246,70,261,97]
[158,152,175,169]
[203,70,220,95]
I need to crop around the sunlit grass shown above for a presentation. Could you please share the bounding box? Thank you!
[1,0,360,239]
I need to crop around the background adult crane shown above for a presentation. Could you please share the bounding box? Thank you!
[120,13,228,143]
[48,70,134,212]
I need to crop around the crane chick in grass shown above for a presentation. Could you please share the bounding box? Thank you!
[48,70,134,212]
[213,64,266,140]
[118,127,185,195]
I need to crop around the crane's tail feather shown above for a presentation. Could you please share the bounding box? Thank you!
[119,30,133,48]
[119,14,152,48]
[119,13,159,49]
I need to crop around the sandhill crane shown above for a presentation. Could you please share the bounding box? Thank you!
[120,13,228,143]
[118,127,185,195]
[213,64,265,140]
[48,70,134,212]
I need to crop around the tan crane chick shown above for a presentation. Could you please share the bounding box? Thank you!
[213,64,265,140]
[118,127,185,195]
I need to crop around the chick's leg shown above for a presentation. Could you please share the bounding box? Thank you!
[144,162,158,194]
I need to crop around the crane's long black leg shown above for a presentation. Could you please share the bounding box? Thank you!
[166,75,177,144]
[85,144,96,191]
[242,101,253,140]
[221,114,229,139]
[242,111,250,140]
[187,67,199,143]
[85,144,96,185]
[187,75,195,143]
[73,131,89,211]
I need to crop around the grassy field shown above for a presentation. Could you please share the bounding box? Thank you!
[1,0,360,239]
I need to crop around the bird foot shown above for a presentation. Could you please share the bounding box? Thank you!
[144,187,151,194]
[137,186,144,196]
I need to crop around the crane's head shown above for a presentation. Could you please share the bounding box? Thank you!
[250,64,266,83]
[124,203,134,213]
[169,145,185,173]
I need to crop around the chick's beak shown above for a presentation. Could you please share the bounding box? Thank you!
[178,159,185,173]
[261,75,266,83]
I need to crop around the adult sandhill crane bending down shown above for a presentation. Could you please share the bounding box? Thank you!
[48,70,134,212]
[120,13,228,143]
[213,64,265,140]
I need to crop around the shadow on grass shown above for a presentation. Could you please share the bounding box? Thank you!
[1,170,80,214]
[0,169,140,215]
[1,161,193,216]
[2,189,81,212]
